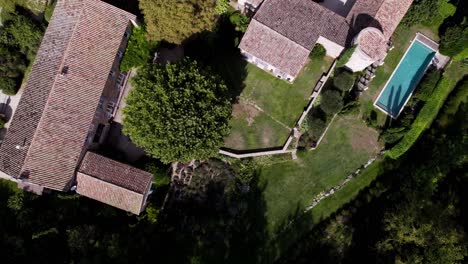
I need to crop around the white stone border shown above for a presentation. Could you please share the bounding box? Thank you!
[374,32,438,119]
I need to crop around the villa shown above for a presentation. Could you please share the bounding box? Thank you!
[239,0,414,81]
[0,0,152,215]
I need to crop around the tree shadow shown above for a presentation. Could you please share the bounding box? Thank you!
[183,15,248,103]
[102,0,143,19]
[135,159,270,264]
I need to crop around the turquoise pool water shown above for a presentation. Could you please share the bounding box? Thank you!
[375,40,436,118]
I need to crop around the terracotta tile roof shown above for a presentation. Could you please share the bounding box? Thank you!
[253,0,351,49]
[0,0,136,191]
[0,0,85,178]
[78,152,152,194]
[372,0,413,39]
[76,173,148,215]
[346,0,385,30]
[358,28,388,60]
[239,20,310,78]
[76,152,152,214]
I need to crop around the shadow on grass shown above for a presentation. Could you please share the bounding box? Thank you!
[146,160,271,264]
[183,15,248,103]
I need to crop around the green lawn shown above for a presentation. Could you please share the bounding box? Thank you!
[224,57,333,150]
[256,114,381,235]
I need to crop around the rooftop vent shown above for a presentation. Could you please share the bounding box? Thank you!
[61,66,69,76]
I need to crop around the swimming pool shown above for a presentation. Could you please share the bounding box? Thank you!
[374,34,437,118]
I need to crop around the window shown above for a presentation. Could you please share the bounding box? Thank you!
[109,71,115,77]
[117,50,123,58]
[124,32,130,39]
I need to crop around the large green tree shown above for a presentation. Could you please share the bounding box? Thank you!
[123,58,232,163]
[139,0,218,44]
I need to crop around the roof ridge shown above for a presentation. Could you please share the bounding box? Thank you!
[252,18,311,51]
[20,0,87,179]
[253,0,350,50]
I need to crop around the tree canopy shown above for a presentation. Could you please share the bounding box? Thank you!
[320,90,344,115]
[123,58,232,163]
[139,0,218,44]
[0,13,43,95]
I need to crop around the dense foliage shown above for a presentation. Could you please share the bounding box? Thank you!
[0,13,43,95]
[309,44,326,60]
[440,24,468,57]
[401,0,440,27]
[387,76,462,159]
[333,70,355,92]
[319,90,344,115]
[281,81,468,263]
[120,26,155,72]
[139,0,218,44]
[123,58,232,163]
[229,11,250,33]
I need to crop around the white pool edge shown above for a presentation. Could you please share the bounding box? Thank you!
[373,33,438,119]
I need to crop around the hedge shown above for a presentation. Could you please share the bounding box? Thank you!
[386,77,455,159]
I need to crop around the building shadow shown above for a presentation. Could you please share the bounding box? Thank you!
[320,0,357,18]
[0,103,13,123]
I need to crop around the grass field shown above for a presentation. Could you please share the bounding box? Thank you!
[256,114,382,235]
[224,57,333,150]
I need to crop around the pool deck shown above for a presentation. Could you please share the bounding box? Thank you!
[374,33,439,119]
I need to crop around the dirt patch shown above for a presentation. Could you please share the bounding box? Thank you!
[349,121,381,154]
[232,101,260,126]
[261,125,274,147]
[224,131,246,150]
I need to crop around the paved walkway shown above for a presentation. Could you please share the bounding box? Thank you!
[0,85,24,129]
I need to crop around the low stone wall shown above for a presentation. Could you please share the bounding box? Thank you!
[220,60,337,159]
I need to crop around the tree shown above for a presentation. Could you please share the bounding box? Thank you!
[123,59,232,163]
[440,25,468,57]
[139,0,218,44]
[333,70,355,92]
[320,90,343,115]
[400,0,440,27]
[0,13,44,95]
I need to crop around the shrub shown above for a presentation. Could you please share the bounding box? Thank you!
[0,77,18,95]
[120,27,155,72]
[309,44,326,59]
[336,46,356,68]
[340,101,360,115]
[333,70,355,92]
[320,90,343,115]
[229,11,250,32]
